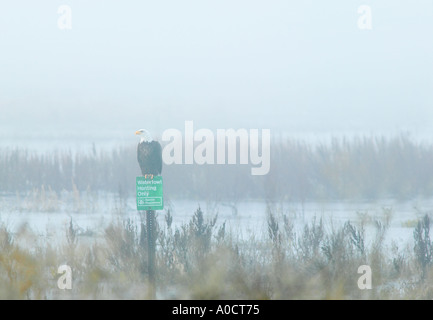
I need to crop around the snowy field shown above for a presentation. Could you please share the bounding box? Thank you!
[1,128,433,252]
[0,192,429,251]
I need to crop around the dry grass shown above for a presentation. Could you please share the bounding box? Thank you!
[0,205,432,300]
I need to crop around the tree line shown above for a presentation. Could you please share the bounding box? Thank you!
[1,134,433,202]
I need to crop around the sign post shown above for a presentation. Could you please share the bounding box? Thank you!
[136,176,163,299]
[136,176,163,211]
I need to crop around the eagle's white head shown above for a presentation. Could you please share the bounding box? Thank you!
[135,129,153,143]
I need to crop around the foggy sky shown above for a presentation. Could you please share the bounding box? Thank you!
[0,0,432,148]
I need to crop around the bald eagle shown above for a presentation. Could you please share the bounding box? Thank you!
[135,129,162,178]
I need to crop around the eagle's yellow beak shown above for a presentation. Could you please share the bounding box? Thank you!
[135,130,141,135]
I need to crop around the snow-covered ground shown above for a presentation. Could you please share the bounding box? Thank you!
[1,193,430,251]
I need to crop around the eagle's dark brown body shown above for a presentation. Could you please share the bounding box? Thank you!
[137,140,162,176]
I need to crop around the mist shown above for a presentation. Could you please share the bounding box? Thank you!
[1,0,432,149]
[1,0,433,301]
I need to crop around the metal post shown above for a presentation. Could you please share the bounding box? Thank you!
[136,175,162,299]
[146,209,156,299]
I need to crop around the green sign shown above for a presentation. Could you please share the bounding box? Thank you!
[136,176,163,210]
